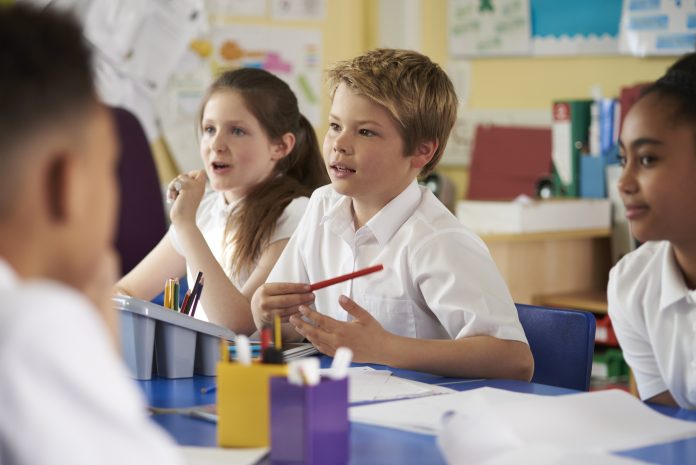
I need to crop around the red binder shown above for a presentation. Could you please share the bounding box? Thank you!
[467,124,553,200]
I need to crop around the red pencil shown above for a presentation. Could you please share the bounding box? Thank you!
[309,264,384,291]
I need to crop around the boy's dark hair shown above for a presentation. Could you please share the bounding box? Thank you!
[642,52,696,129]
[0,4,96,157]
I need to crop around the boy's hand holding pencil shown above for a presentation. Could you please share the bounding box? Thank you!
[252,265,384,327]
[252,282,315,326]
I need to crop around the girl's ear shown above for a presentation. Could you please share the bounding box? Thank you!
[410,139,438,170]
[271,132,296,161]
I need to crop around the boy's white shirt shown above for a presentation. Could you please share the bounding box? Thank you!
[0,259,183,465]
[169,189,309,321]
[268,181,527,342]
[608,241,696,409]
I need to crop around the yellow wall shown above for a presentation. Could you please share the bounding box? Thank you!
[418,0,676,200]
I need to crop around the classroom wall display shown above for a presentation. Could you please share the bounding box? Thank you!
[530,0,623,55]
[205,0,268,18]
[448,0,532,57]
[619,0,696,56]
[448,0,634,57]
[271,0,326,21]
[209,24,322,125]
[155,22,322,174]
[84,0,206,140]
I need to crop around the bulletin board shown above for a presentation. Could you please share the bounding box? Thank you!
[449,0,694,57]
[530,0,622,55]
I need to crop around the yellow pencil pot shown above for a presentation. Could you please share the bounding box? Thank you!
[216,362,288,447]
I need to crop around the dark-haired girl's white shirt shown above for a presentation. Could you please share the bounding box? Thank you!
[608,241,696,409]
[0,259,183,465]
[169,189,309,321]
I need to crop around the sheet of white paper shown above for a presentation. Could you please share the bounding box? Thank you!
[179,446,267,465]
[320,367,454,403]
[350,386,521,434]
[470,389,696,452]
[352,387,696,457]
[473,444,651,465]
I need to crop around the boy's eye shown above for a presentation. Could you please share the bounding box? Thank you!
[359,129,376,137]
[617,154,627,167]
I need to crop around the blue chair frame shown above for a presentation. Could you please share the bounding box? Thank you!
[516,303,596,391]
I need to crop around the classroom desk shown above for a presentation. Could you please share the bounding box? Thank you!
[139,359,696,465]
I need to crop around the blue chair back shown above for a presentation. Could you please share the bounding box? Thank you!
[516,303,596,391]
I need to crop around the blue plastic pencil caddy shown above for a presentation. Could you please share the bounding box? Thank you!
[115,295,236,380]
[270,377,349,465]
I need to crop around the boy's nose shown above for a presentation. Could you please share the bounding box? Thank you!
[333,134,351,155]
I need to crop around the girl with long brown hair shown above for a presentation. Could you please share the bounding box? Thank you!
[116,68,328,334]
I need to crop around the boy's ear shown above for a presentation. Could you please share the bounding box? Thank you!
[270,132,296,161]
[44,150,82,224]
[410,139,439,170]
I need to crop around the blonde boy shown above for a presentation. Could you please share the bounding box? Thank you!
[252,49,533,379]
[0,5,181,464]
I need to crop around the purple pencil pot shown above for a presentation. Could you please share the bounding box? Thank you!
[270,377,349,465]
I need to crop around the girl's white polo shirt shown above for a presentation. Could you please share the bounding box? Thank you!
[609,241,696,409]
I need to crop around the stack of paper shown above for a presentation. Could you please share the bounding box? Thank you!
[319,366,454,403]
[350,387,696,465]
[179,446,267,465]
[281,342,319,362]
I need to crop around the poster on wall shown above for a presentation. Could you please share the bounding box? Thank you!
[619,0,696,56]
[209,24,322,125]
[448,0,531,57]
[205,0,267,18]
[271,0,326,21]
[530,0,622,55]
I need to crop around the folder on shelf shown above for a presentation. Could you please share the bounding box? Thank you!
[467,125,552,200]
[552,100,592,197]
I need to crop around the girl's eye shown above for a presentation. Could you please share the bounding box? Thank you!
[203,126,215,135]
[231,127,246,136]
[639,155,656,167]
[329,122,340,131]
[617,154,627,167]
[359,129,376,137]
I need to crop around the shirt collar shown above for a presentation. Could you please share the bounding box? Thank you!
[365,181,422,245]
[0,258,19,288]
[211,192,240,227]
[320,181,422,246]
[659,243,691,311]
[320,191,355,236]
